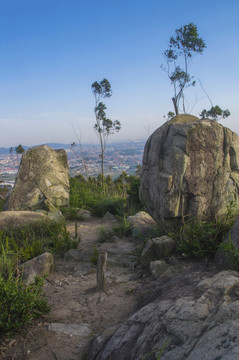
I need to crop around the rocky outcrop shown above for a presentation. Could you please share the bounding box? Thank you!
[4,145,69,211]
[140,114,239,231]
[83,267,239,360]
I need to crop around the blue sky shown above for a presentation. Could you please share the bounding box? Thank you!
[0,0,238,147]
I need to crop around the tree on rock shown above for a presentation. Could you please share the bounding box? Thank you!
[15,144,25,156]
[91,79,121,190]
[200,106,231,121]
[162,23,206,115]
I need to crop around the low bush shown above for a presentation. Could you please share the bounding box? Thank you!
[0,219,78,263]
[219,233,239,271]
[0,219,78,335]
[113,216,132,237]
[0,274,49,335]
[171,202,236,259]
[91,197,126,217]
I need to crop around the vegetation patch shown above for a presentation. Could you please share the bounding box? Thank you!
[171,203,236,259]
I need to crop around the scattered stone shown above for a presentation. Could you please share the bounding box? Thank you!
[140,114,239,231]
[21,252,54,285]
[4,145,69,211]
[103,212,117,221]
[150,260,169,278]
[0,210,47,230]
[64,249,82,261]
[47,209,64,222]
[48,323,92,337]
[141,235,176,266]
[84,269,239,360]
[77,209,92,220]
[127,211,156,237]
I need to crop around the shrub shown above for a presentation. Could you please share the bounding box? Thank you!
[0,220,78,262]
[172,203,236,259]
[0,274,49,335]
[219,233,239,271]
[97,226,114,243]
[91,197,126,217]
[113,216,132,237]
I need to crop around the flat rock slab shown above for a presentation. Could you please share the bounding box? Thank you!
[0,210,47,229]
[48,323,92,337]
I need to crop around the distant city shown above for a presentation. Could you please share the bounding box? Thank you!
[0,140,146,186]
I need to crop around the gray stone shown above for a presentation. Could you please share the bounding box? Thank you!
[0,210,47,230]
[103,212,117,221]
[140,114,239,231]
[127,211,156,237]
[150,260,169,278]
[4,145,69,211]
[84,269,239,360]
[21,252,54,285]
[141,235,176,266]
[64,249,82,261]
[77,209,92,219]
[48,323,92,337]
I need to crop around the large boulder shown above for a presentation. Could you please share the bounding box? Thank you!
[140,114,239,231]
[4,145,69,211]
[83,268,239,360]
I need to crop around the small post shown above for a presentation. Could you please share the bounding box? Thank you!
[96,252,107,291]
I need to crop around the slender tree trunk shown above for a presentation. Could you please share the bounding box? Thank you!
[172,97,179,115]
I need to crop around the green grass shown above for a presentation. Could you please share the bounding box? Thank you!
[171,202,237,259]
[0,219,79,336]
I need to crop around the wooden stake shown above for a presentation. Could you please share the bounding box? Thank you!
[96,252,107,291]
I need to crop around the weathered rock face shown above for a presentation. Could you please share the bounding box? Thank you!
[84,268,239,360]
[140,114,239,231]
[4,145,69,211]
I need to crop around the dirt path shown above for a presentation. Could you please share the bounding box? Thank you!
[0,216,144,360]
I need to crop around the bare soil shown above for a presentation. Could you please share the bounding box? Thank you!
[0,216,146,360]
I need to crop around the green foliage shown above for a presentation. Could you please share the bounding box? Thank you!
[113,216,132,237]
[0,219,78,335]
[69,171,143,219]
[97,226,114,243]
[162,23,206,115]
[219,233,239,271]
[171,202,236,259]
[200,106,231,121]
[0,274,49,335]
[90,246,99,266]
[92,79,121,189]
[0,220,77,263]
[92,197,126,217]
[15,144,25,155]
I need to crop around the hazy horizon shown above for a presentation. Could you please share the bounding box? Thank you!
[0,0,238,147]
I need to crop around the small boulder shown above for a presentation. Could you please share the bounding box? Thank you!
[77,209,92,220]
[127,211,156,237]
[48,323,92,337]
[150,260,169,278]
[141,235,176,266]
[103,212,117,221]
[64,249,82,261]
[21,252,54,285]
